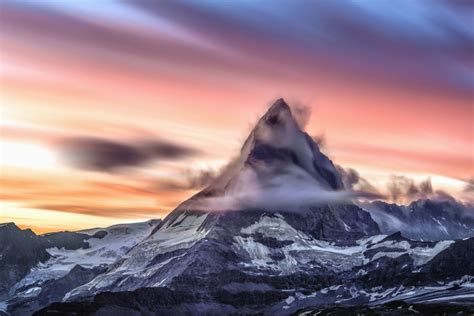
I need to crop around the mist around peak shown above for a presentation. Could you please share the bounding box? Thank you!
[178,98,376,212]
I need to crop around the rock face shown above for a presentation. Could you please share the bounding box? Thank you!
[42,231,106,251]
[362,199,474,241]
[0,223,51,293]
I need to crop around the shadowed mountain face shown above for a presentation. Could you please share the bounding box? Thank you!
[362,199,474,241]
[0,223,51,293]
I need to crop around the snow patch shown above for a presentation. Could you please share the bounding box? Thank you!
[285,295,295,305]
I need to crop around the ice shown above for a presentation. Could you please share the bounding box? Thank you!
[147,212,209,253]
[234,215,367,273]
[433,218,449,235]
[17,287,42,297]
[411,240,454,266]
[363,239,454,266]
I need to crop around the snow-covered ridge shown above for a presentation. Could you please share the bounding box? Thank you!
[9,220,160,297]
[64,212,211,299]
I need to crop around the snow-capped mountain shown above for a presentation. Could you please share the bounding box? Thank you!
[37,99,472,315]
[1,220,160,315]
[3,99,473,315]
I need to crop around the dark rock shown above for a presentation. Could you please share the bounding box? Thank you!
[42,231,91,250]
[91,231,108,239]
[0,223,50,293]
[8,265,107,315]
[409,237,474,285]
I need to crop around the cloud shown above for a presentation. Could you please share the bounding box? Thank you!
[180,166,357,212]
[336,166,462,204]
[461,177,474,203]
[463,178,474,192]
[128,1,473,96]
[291,104,311,130]
[3,0,472,100]
[311,134,326,149]
[386,175,455,204]
[336,165,385,200]
[32,204,168,219]
[58,137,200,172]
[156,167,218,191]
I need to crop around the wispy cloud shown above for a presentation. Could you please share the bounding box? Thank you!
[385,175,455,204]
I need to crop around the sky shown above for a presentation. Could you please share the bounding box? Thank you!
[1,0,473,233]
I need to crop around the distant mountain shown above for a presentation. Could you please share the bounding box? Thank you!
[1,220,160,315]
[361,199,474,241]
[0,223,50,294]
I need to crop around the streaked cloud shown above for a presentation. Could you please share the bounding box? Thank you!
[29,204,168,219]
[58,136,200,172]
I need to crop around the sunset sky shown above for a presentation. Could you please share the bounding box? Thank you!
[1,1,473,233]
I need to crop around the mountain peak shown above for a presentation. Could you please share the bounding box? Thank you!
[257,98,295,130]
[0,222,17,228]
[265,98,291,116]
[180,98,345,210]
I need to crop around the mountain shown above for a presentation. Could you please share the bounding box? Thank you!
[362,199,474,241]
[4,98,474,315]
[63,99,381,300]
[41,99,472,314]
[1,220,160,315]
